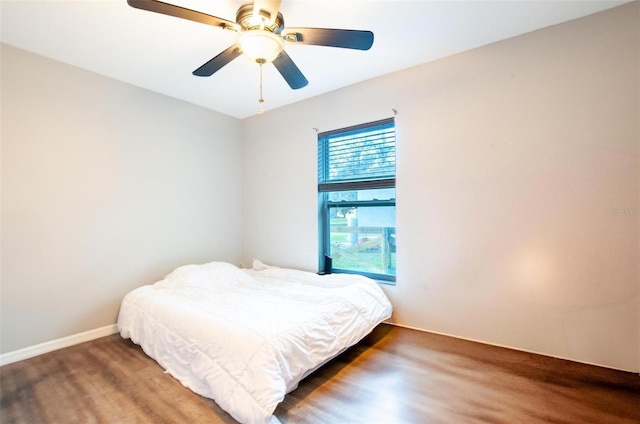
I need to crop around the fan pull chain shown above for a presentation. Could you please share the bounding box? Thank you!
[257,58,266,114]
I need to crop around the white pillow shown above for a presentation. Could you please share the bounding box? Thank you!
[252,259,279,271]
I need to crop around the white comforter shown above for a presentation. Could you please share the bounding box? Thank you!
[117,261,392,424]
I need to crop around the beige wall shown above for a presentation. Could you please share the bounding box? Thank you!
[242,3,639,371]
[1,45,243,353]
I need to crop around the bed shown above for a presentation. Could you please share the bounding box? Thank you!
[117,260,393,424]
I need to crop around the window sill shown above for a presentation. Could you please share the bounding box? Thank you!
[317,271,396,286]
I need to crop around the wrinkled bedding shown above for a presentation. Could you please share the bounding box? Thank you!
[117,260,392,424]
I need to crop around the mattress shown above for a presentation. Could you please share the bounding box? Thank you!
[117,260,392,423]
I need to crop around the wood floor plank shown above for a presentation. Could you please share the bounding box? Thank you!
[1,324,638,423]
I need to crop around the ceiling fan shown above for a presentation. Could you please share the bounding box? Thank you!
[127,0,374,91]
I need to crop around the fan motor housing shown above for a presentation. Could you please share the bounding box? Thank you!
[236,2,284,33]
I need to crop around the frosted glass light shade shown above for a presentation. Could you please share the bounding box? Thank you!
[238,30,284,63]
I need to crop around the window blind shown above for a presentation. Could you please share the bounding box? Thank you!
[318,118,395,190]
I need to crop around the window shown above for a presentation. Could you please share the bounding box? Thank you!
[318,118,396,283]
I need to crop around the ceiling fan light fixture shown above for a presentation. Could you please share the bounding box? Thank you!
[127,0,373,92]
[238,30,284,63]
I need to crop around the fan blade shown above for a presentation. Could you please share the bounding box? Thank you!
[253,0,281,24]
[193,45,241,77]
[282,28,374,50]
[127,0,240,31]
[272,50,308,90]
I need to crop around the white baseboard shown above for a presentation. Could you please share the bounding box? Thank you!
[0,324,119,367]
[386,322,637,374]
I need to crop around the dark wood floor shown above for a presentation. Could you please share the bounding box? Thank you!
[1,324,638,423]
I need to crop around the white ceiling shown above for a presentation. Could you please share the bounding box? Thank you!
[1,0,630,119]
